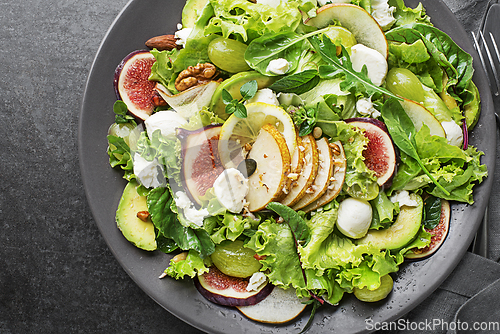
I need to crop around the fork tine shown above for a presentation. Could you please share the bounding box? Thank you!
[479,30,500,96]
[472,31,494,91]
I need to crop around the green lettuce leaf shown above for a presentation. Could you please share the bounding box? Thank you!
[107,135,135,181]
[206,0,303,42]
[388,0,431,28]
[164,250,209,280]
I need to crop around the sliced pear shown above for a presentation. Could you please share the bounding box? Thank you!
[283,135,306,195]
[305,4,388,59]
[237,287,309,324]
[280,135,319,207]
[399,98,446,138]
[246,124,291,212]
[302,141,346,213]
[292,138,334,211]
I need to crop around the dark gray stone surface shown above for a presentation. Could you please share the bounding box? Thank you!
[0,0,495,333]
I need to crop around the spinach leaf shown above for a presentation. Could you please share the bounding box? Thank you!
[266,202,310,244]
[423,195,442,230]
[269,69,320,94]
[147,187,215,258]
[386,23,474,104]
[381,98,450,195]
[245,28,329,76]
[308,35,401,100]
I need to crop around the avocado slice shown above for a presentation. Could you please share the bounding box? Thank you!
[210,71,279,119]
[116,180,157,251]
[356,193,423,250]
[182,0,209,28]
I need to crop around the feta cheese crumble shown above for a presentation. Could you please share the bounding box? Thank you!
[213,168,249,213]
[174,191,208,227]
[390,190,419,208]
[266,58,290,75]
[356,97,381,118]
[174,24,193,48]
[245,88,280,106]
[133,153,164,188]
[371,0,396,31]
[441,120,464,147]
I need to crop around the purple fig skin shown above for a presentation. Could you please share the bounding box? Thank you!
[193,275,274,307]
[406,200,450,261]
[345,117,389,133]
[177,124,223,206]
[113,50,152,100]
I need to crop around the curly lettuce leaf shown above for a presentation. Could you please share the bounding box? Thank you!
[164,250,209,280]
[209,212,259,244]
[388,0,431,28]
[107,135,135,181]
[205,0,303,42]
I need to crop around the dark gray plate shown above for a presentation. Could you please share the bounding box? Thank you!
[78,0,496,333]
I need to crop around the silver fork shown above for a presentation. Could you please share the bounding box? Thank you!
[470,0,500,257]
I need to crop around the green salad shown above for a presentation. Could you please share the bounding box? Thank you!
[107,0,487,327]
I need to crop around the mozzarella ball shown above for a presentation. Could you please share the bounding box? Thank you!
[336,197,373,239]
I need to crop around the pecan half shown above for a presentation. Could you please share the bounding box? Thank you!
[145,34,181,51]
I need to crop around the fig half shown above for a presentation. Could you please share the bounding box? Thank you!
[177,124,224,205]
[346,117,396,187]
[194,267,274,307]
[405,199,450,260]
[114,50,157,120]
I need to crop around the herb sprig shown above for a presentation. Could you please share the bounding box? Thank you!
[221,80,258,118]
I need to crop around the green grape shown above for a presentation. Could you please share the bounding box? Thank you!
[323,26,357,52]
[210,240,262,278]
[386,67,426,103]
[354,274,394,302]
[346,181,379,201]
[208,37,251,73]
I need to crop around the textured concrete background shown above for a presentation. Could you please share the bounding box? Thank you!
[0,0,493,333]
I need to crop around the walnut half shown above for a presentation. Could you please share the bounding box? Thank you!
[175,63,218,91]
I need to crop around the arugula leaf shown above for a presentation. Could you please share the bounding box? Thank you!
[381,98,450,195]
[423,195,442,230]
[245,28,329,76]
[308,35,401,100]
[269,69,320,94]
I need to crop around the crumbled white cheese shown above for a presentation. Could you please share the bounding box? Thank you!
[144,110,187,138]
[350,44,388,86]
[336,197,372,239]
[246,272,267,292]
[133,153,164,188]
[213,168,249,213]
[266,58,290,75]
[371,0,396,31]
[390,190,419,208]
[174,25,193,47]
[356,97,381,118]
[174,191,208,227]
[256,0,281,8]
[441,120,464,147]
[245,88,280,106]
